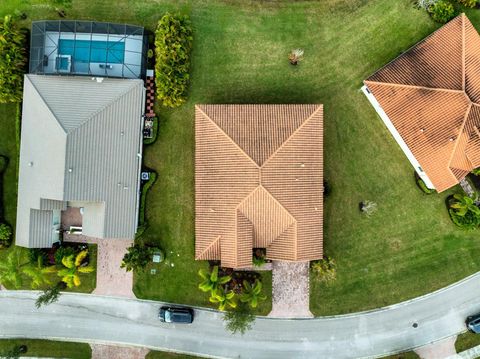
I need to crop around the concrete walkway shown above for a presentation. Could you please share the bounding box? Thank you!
[64,235,134,298]
[91,343,149,359]
[269,261,313,318]
[415,336,457,359]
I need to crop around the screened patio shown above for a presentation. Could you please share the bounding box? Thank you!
[29,20,147,79]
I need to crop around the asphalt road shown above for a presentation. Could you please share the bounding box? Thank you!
[1,272,480,359]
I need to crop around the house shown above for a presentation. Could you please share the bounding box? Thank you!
[363,14,480,192]
[195,104,323,268]
[16,21,147,248]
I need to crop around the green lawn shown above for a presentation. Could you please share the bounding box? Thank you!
[2,0,480,316]
[455,331,480,352]
[0,339,91,359]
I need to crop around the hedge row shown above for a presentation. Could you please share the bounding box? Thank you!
[154,13,193,108]
[0,15,27,103]
[136,172,157,238]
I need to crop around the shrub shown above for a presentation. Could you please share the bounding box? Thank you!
[416,176,435,194]
[416,0,439,9]
[472,167,480,176]
[448,194,480,229]
[0,223,12,248]
[360,200,377,217]
[311,256,337,284]
[54,246,75,265]
[288,48,304,65]
[429,0,456,23]
[0,15,27,103]
[457,0,478,7]
[136,171,157,237]
[155,13,193,108]
[121,243,163,272]
[0,155,7,174]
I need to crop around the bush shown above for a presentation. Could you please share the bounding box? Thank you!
[121,243,163,272]
[54,246,75,265]
[0,223,12,248]
[429,1,456,23]
[0,15,28,103]
[472,167,480,176]
[416,176,435,194]
[311,256,337,284]
[136,171,157,237]
[0,155,7,174]
[448,194,480,229]
[457,0,478,7]
[155,13,193,108]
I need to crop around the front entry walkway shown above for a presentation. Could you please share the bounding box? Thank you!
[64,235,134,298]
[268,260,313,318]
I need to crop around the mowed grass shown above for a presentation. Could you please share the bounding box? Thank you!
[0,339,91,359]
[2,0,480,316]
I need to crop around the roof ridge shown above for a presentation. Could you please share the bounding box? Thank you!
[266,221,298,259]
[261,105,323,168]
[196,235,221,260]
[195,105,260,169]
[447,101,472,172]
[364,80,466,94]
[68,80,143,135]
[26,74,68,134]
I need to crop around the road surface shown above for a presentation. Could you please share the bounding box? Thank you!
[1,272,480,358]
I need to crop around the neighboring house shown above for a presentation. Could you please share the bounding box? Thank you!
[16,20,147,248]
[363,14,480,192]
[195,105,323,268]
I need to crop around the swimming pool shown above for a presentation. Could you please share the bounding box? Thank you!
[58,39,125,64]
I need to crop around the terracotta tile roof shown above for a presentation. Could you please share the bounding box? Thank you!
[195,105,323,268]
[364,14,480,192]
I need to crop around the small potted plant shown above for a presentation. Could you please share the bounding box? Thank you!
[288,48,304,65]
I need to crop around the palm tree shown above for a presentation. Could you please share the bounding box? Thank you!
[209,287,237,311]
[57,250,94,288]
[23,256,57,289]
[240,279,266,309]
[450,194,480,216]
[0,250,24,289]
[198,266,231,294]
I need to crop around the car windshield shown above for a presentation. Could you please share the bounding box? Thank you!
[164,311,171,322]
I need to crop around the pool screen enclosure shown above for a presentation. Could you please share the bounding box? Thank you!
[29,20,147,79]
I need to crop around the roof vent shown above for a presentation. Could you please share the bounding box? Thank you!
[295,178,299,181]
[420,128,425,133]
[123,185,128,190]
[210,208,215,212]
[96,77,104,83]
[449,137,455,142]
[68,168,73,173]
[121,131,125,136]
[28,162,33,167]
[300,163,305,168]
[117,182,121,187]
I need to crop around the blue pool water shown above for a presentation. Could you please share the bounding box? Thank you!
[58,39,125,64]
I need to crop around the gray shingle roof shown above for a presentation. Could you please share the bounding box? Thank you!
[16,74,145,248]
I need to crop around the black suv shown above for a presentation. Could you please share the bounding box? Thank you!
[466,313,480,333]
[159,306,194,324]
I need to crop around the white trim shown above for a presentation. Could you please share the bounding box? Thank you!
[361,85,436,190]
